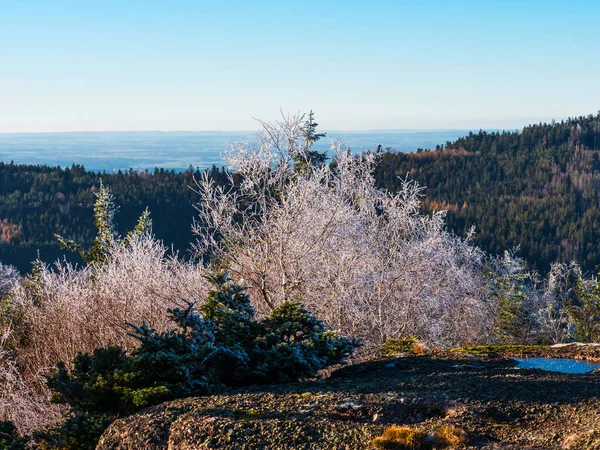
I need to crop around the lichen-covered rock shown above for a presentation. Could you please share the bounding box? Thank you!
[96,390,382,449]
[96,355,600,449]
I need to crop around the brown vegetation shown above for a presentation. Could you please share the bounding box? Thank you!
[0,219,21,244]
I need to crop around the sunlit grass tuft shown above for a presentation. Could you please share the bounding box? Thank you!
[372,425,426,449]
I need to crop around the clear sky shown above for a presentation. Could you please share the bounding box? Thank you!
[1,0,599,132]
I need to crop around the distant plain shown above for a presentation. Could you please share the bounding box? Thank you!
[0,130,478,172]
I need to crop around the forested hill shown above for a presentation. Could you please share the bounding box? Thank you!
[0,164,228,273]
[1,113,600,274]
[375,113,600,272]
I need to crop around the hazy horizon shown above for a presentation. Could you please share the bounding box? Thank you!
[0,112,588,135]
[0,127,508,135]
[0,129,475,172]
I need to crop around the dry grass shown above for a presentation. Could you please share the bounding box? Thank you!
[412,343,428,356]
[435,425,467,446]
[372,424,467,449]
[372,426,427,449]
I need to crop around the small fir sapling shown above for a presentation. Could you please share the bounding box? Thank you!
[55,181,152,269]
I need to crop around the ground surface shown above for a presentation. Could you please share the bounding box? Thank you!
[96,348,600,449]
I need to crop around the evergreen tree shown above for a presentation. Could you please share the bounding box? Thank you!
[293,110,328,174]
[570,272,600,341]
[46,269,359,448]
[55,181,152,268]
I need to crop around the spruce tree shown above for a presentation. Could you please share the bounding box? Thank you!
[55,181,152,268]
[293,110,328,174]
[47,269,360,448]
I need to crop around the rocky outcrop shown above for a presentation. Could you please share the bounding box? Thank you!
[96,389,384,449]
[97,355,600,449]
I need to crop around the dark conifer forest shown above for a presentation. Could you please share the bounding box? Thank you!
[0,165,229,272]
[375,113,600,272]
[1,113,599,273]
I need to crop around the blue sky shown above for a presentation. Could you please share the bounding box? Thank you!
[1,1,599,132]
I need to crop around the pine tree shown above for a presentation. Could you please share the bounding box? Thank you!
[293,111,328,174]
[55,181,152,268]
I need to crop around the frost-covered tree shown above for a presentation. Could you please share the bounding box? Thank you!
[2,189,207,437]
[194,112,494,350]
[55,181,152,268]
[570,270,600,342]
[294,110,327,174]
[486,251,535,343]
[531,261,579,343]
[0,262,18,297]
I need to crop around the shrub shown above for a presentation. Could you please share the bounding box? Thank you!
[47,269,359,447]
[195,113,496,351]
[0,320,63,438]
[1,187,208,435]
[570,272,600,342]
[0,235,207,436]
[487,251,534,344]
[0,421,28,450]
[0,263,18,298]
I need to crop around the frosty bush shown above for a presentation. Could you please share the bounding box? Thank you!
[1,236,208,435]
[13,236,208,377]
[0,324,63,438]
[529,261,580,344]
[0,263,18,298]
[485,255,600,345]
[0,186,209,436]
[195,112,494,351]
[46,270,358,449]
[485,251,537,343]
[570,268,600,342]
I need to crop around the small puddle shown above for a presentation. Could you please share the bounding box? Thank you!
[512,357,600,374]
